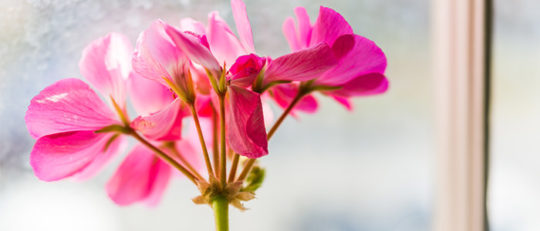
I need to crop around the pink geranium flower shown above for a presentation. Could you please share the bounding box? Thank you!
[280,6,388,110]
[25,33,132,181]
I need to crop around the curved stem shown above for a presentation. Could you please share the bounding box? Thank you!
[190,104,215,179]
[237,90,307,182]
[218,94,227,187]
[212,195,229,231]
[267,91,306,140]
[130,131,198,185]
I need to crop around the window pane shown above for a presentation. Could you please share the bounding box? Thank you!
[0,0,433,230]
[490,0,540,230]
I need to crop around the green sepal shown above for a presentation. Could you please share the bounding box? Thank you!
[241,166,265,193]
[102,133,120,152]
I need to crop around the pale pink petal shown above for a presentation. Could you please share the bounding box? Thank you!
[310,6,353,46]
[226,86,268,158]
[331,95,353,111]
[330,73,389,97]
[282,17,301,51]
[179,18,206,35]
[132,20,186,87]
[316,34,387,86]
[75,135,126,180]
[106,145,172,206]
[207,11,246,66]
[263,43,337,85]
[79,33,131,104]
[261,100,274,128]
[229,54,266,88]
[30,131,118,181]
[231,0,255,53]
[164,24,221,73]
[128,72,174,115]
[131,99,186,141]
[25,78,117,138]
[294,7,312,48]
[271,84,318,114]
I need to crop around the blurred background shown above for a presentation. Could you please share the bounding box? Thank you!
[0,0,536,230]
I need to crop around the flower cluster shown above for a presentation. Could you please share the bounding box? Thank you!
[25,0,388,208]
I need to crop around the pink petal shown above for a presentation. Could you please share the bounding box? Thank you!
[131,99,186,141]
[106,145,172,206]
[195,95,214,117]
[271,84,318,114]
[30,131,120,181]
[330,73,389,97]
[263,43,337,85]
[79,33,132,104]
[179,18,206,35]
[229,54,266,88]
[75,135,126,180]
[128,72,175,116]
[207,11,246,66]
[25,78,118,138]
[231,0,255,53]
[316,34,387,86]
[294,7,312,49]
[226,86,268,158]
[164,24,221,74]
[310,6,353,46]
[132,20,187,87]
[282,17,302,51]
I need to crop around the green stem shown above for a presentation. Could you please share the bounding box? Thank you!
[212,195,229,231]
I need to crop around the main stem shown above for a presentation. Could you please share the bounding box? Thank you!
[212,195,229,231]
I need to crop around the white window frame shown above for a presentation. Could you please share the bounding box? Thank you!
[432,0,491,230]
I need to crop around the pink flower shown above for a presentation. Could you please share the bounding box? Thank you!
[25,33,132,181]
[281,6,388,110]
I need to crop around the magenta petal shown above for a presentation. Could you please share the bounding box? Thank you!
[272,84,318,114]
[229,54,266,88]
[25,78,117,138]
[310,6,353,46]
[164,24,221,73]
[207,11,246,66]
[331,73,389,97]
[331,95,353,111]
[131,99,186,141]
[79,33,131,104]
[106,145,172,206]
[226,86,268,158]
[128,72,174,115]
[231,0,255,53]
[132,20,186,87]
[263,43,337,85]
[30,131,118,181]
[316,34,387,86]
